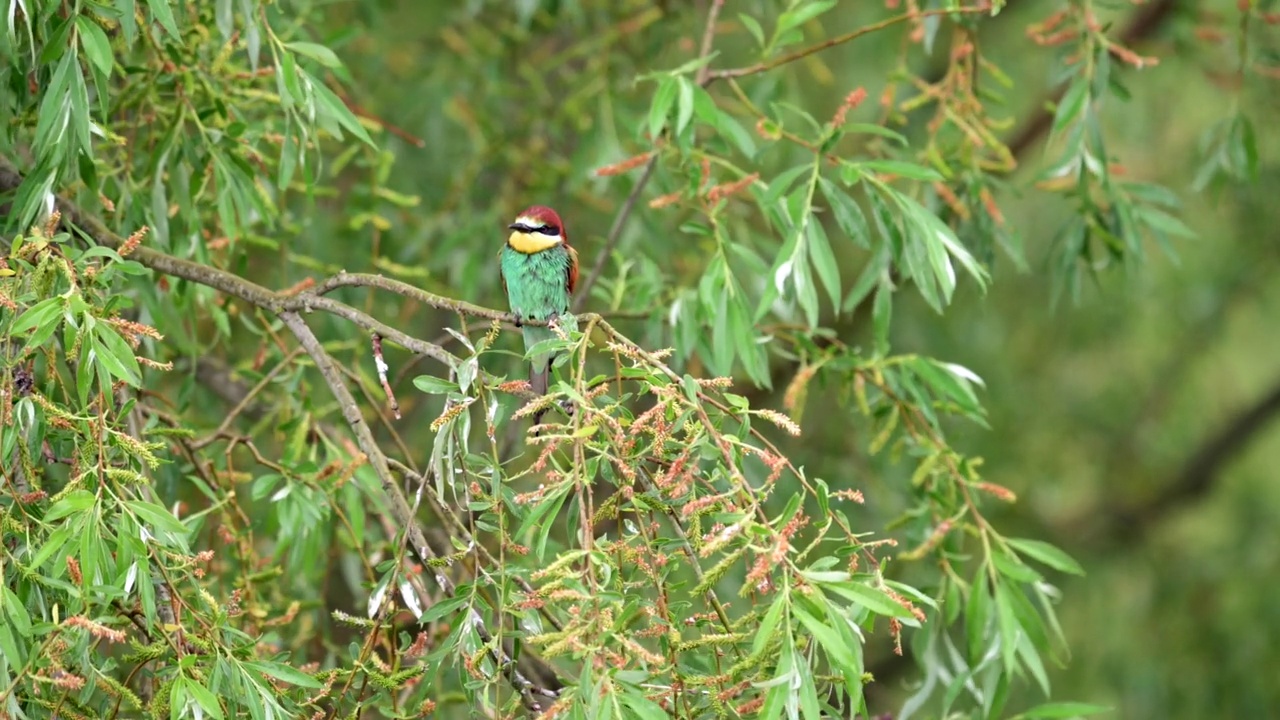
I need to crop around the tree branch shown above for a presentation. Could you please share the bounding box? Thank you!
[315,271,510,323]
[706,7,989,82]
[1100,377,1280,541]
[572,159,658,312]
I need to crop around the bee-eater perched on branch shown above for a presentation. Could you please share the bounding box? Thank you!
[499,205,579,424]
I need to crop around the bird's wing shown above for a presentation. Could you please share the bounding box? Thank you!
[566,245,579,296]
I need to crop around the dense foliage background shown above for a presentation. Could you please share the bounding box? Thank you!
[2,0,1278,718]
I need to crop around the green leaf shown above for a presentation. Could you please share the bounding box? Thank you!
[180,679,226,720]
[310,75,374,146]
[755,644,793,720]
[1233,113,1259,179]
[675,76,694,136]
[994,581,1021,674]
[716,109,756,159]
[215,0,234,38]
[1051,78,1089,137]
[43,490,96,522]
[419,593,469,624]
[648,76,678,140]
[909,357,982,416]
[991,548,1043,583]
[738,14,765,48]
[1137,207,1196,240]
[1018,631,1052,695]
[792,600,859,671]
[534,485,572,560]
[897,191,989,289]
[145,0,181,39]
[842,248,884,312]
[1008,538,1086,576]
[805,220,841,311]
[94,325,144,385]
[761,164,812,211]
[777,0,837,36]
[246,661,324,688]
[11,297,63,336]
[525,335,575,362]
[1,585,32,637]
[284,41,343,68]
[125,500,189,537]
[797,661,823,720]
[413,375,458,395]
[821,578,918,621]
[819,177,870,248]
[752,594,787,657]
[76,17,114,77]
[620,691,670,720]
[663,53,719,77]
[843,123,907,146]
[680,373,700,403]
[76,331,95,406]
[279,50,302,105]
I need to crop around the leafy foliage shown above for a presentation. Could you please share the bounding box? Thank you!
[1,0,1266,718]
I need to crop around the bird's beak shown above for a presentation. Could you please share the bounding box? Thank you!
[508,224,520,230]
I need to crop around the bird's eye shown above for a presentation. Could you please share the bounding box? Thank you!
[536,225,560,236]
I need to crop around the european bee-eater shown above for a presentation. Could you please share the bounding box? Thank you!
[499,205,579,422]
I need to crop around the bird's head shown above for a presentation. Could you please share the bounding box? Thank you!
[507,205,567,254]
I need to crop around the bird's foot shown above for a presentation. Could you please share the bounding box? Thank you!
[512,315,524,328]
[547,314,570,340]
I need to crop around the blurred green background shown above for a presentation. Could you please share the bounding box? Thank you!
[249,1,1279,717]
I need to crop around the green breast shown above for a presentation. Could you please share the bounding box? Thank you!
[500,244,573,323]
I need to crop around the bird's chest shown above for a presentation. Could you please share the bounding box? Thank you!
[501,248,567,313]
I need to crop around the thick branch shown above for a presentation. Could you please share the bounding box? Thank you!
[315,271,510,323]
[1104,377,1280,541]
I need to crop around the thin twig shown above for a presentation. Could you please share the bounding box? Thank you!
[573,159,658,312]
[371,334,401,419]
[191,348,303,449]
[706,7,990,82]
[572,0,726,312]
[696,0,725,84]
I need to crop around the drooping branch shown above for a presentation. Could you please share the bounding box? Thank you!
[1004,0,1183,158]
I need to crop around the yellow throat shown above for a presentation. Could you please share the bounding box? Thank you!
[507,230,563,254]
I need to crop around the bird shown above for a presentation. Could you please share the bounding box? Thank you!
[498,205,579,425]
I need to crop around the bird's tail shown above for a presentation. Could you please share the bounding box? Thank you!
[523,325,555,423]
[522,316,578,426]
